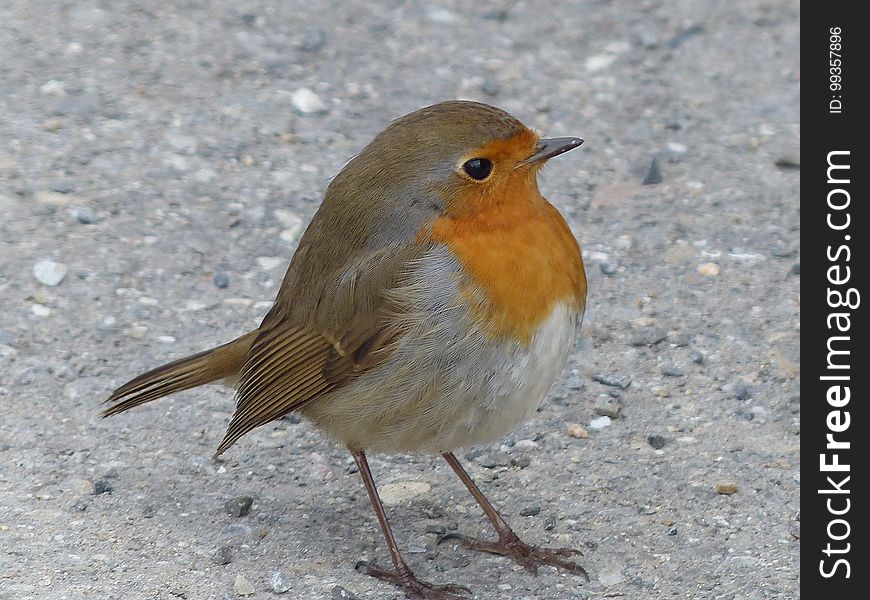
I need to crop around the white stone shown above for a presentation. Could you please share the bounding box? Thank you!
[269,571,291,594]
[127,325,147,339]
[290,88,327,115]
[589,416,612,430]
[585,54,618,72]
[256,256,284,271]
[378,481,431,506]
[31,304,51,317]
[513,439,539,451]
[233,575,255,596]
[40,80,67,96]
[33,260,68,286]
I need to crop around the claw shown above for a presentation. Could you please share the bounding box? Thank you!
[355,560,472,599]
[446,533,588,581]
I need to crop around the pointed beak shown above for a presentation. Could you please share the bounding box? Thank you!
[518,137,584,167]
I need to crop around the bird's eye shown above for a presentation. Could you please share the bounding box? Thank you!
[462,158,493,181]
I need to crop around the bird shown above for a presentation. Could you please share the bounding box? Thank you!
[102,100,588,599]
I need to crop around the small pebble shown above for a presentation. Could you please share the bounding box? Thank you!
[593,373,632,390]
[127,326,147,339]
[510,455,531,469]
[31,304,52,317]
[512,439,538,451]
[589,416,612,430]
[668,525,678,536]
[70,479,96,495]
[291,88,328,115]
[734,383,753,401]
[256,256,283,271]
[600,260,619,275]
[642,156,663,185]
[331,587,358,600]
[544,514,556,530]
[585,53,618,72]
[33,260,68,286]
[42,117,65,131]
[647,435,667,449]
[774,156,800,170]
[225,496,254,518]
[689,351,705,364]
[716,482,738,495]
[480,79,501,96]
[214,272,230,288]
[698,262,720,277]
[630,327,667,347]
[478,451,511,469]
[599,567,626,586]
[662,366,685,377]
[593,395,622,418]
[519,506,541,516]
[667,23,705,49]
[233,575,255,596]
[566,423,590,439]
[72,206,96,224]
[212,546,233,565]
[669,332,692,347]
[378,481,431,505]
[298,27,326,52]
[269,571,291,594]
[426,523,446,535]
[93,480,113,495]
[652,385,671,398]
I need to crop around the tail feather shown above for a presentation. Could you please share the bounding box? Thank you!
[101,331,256,417]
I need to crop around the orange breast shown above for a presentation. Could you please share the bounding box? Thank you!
[429,193,586,345]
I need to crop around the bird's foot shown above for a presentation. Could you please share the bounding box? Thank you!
[440,531,588,580]
[355,560,472,600]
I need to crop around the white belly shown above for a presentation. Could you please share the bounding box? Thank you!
[432,302,578,451]
[302,246,580,453]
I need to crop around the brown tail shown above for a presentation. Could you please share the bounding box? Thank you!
[101,331,256,417]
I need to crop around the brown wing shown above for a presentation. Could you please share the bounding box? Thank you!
[215,325,335,455]
[213,244,427,456]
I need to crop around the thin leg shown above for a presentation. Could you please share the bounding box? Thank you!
[351,449,471,599]
[442,452,588,580]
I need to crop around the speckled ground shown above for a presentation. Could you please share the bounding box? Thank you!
[0,1,799,599]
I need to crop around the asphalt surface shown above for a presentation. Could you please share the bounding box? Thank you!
[0,1,800,599]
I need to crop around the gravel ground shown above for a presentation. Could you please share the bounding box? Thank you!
[0,1,800,599]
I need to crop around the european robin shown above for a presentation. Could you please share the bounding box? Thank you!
[103,100,588,599]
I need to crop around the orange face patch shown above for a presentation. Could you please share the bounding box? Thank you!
[429,189,587,345]
[444,129,541,215]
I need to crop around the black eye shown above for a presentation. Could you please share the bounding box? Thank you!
[462,158,493,181]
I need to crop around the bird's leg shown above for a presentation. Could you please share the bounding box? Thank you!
[350,449,471,600]
[440,452,588,580]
